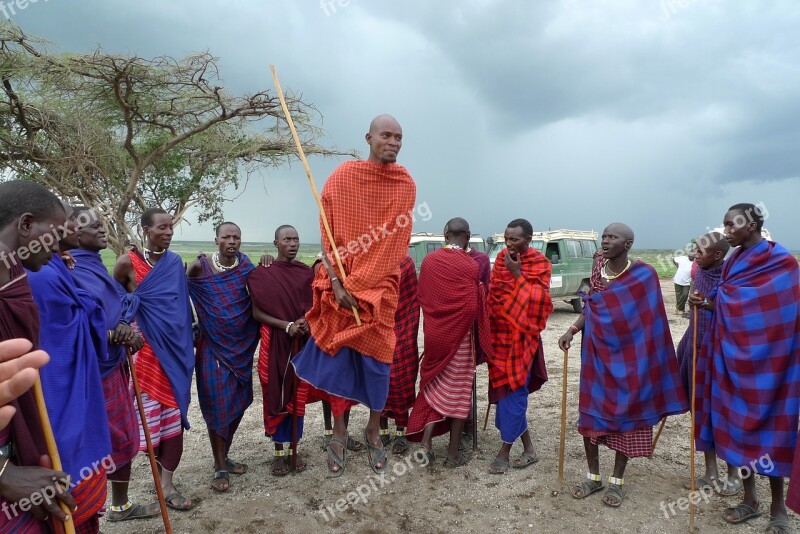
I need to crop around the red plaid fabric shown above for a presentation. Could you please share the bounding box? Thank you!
[129,251,177,408]
[586,426,653,458]
[487,247,553,391]
[382,255,420,423]
[102,363,139,468]
[306,160,416,363]
[789,437,800,513]
[70,469,107,532]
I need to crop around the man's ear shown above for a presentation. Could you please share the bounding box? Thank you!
[625,240,633,250]
[714,250,724,261]
[17,213,34,238]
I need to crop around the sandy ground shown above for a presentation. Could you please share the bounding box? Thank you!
[103,280,799,534]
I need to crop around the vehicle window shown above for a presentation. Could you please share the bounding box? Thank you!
[426,243,436,254]
[408,246,415,259]
[581,240,597,257]
[531,241,545,252]
[567,240,581,259]
[545,243,560,263]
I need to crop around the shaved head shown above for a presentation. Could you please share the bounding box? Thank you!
[444,217,470,235]
[368,114,401,134]
[604,222,634,242]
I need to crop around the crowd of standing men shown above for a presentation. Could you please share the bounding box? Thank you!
[0,113,797,533]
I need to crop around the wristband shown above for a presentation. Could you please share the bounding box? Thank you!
[570,325,580,335]
[330,276,339,283]
[285,321,295,334]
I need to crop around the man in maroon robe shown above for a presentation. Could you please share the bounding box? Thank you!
[407,218,491,467]
[0,180,77,533]
[248,225,319,476]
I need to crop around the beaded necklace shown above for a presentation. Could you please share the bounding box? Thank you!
[601,259,631,281]
[212,251,239,272]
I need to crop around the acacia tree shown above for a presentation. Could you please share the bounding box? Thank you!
[0,24,354,253]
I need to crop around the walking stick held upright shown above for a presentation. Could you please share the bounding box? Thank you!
[128,348,173,534]
[270,65,360,326]
[32,378,76,534]
[689,305,699,533]
[558,349,569,487]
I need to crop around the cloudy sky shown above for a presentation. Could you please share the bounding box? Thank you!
[11,0,800,249]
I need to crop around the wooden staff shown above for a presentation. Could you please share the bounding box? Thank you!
[689,305,699,533]
[471,331,478,452]
[558,349,569,487]
[127,349,173,534]
[32,378,75,534]
[482,403,491,432]
[270,65,360,326]
[651,417,667,454]
[291,339,300,471]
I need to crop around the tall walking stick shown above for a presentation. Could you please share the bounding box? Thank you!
[558,349,569,487]
[291,339,300,471]
[689,306,699,533]
[32,378,75,534]
[482,403,491,432]
[128,349,173,534]
[270,65,360,326]
[471,331,478,452]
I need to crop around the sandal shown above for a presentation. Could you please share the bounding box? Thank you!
[488,458,509,475]
[571,478,604,499]
[380,430,393,446]
[716,476,743,496]
[443,452,470,469]
[392,435,410,455]
[321,432,333,451]
[416,445,435,466]
[765,515,793,534]
[270,455,291,477]
[106,501,160,522]
[511,451,539,469]
[347,435,365,453]
[164,491,194,511]
[211,470,230,492]
[722,502,763,524]
[326,436,347,478]
[224,458,248,475]
[364,429,388,474]
[602,483,625,508]
[682,475,717,491]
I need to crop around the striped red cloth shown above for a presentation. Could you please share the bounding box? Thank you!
[407,248,487,440]
[382,255,420,424]
[708,239,800,477]
[129,251,178,409]
[487,247,552,394]
[70,469,107,531]
[305,160,416,363]
[102,363,139,468]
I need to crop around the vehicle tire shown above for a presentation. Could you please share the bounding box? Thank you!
[570,298,583,313]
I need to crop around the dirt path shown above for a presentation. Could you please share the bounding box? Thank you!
[103,280,798,533]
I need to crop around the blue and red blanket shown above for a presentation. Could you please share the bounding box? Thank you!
[579,261,689,434]
[709,239,800,477]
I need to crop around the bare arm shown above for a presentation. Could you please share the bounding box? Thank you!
[113,254,136,293]
[252,303,304,337]
[186,258,203,278]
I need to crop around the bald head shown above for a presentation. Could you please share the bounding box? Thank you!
[366,114,403,164]
[604,222,634,242]
[444,217,471,249]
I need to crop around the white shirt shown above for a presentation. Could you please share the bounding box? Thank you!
[673,256,693,286]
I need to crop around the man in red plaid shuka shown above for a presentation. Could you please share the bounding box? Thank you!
[380,254,420,454]
[560,223,688,508]
[407,218,491,467]
[487,219,553,474]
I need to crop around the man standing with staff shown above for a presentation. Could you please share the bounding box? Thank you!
[292,114,416,477]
